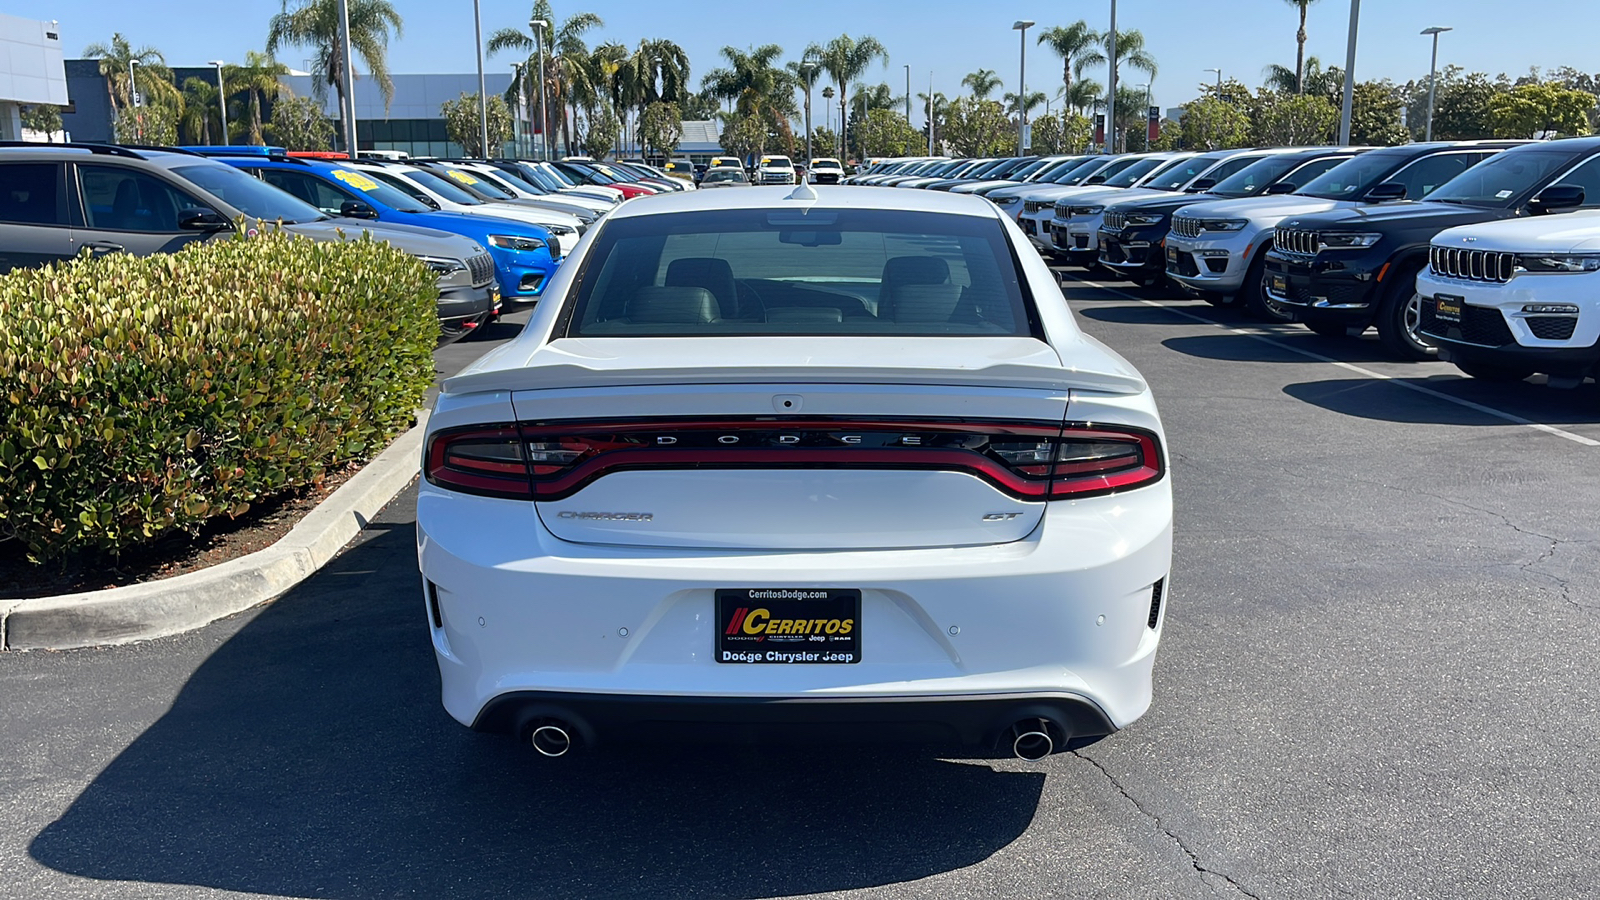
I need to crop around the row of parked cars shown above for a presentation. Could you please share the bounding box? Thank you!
[853,140,1600,391]
[0,142,699,343]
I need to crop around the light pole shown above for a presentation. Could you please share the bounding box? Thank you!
[1013,19,1034,155]
[1421,26,1452,141]
[209,60,228,145]
[801,63,816,163]
[904,64,911,126]
[511,62,524,157]
[1337,0,1360,145]
[1204,67,1222,93]
[1106,0,1118,153]
[127,58,140,141]
[531,18,549,159]
[472,0,489,158]
[928,70,935,154]
[336,0,357,154]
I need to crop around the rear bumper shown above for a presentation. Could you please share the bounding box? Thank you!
[472,690,1117,750]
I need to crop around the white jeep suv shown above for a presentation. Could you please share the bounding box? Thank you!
[417,186,1173,758]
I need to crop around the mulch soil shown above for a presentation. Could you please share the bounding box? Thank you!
[0,463,363,601]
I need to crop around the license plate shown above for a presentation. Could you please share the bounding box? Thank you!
[1435,293,1463,322]
[1269,274,1288,295]
[1166,246,1179,264]
[716,589,860,664]
[1098,237,1110,253]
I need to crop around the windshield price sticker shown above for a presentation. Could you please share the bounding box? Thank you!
[446,170,481,185]
[332,169,381,192]
[716,588,860,663]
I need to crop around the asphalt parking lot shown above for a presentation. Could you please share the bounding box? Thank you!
[2,281,1598,899]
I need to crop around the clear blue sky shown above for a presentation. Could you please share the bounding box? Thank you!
[20,0,1597,122]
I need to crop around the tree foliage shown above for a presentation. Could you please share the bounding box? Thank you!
[942,97,1012,156]
[1349,81,1410,146]
[1028,112,1091,154]
[21,105,62,139]
[1251,89,1338,146]
[718,112,765,160]
[441,93,514,156]
[1180,96,1252,150]
[854,109,922,158]
[581,102,620,158]
[113,103,179,145]
[269,95,334,151]
[266,0,404,148]
[639,100,683,156]
[1488,82,1595,138]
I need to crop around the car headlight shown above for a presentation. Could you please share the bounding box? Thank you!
[1318,232,1382,249]
[543,224,577,236]
[1068,205,1105,216]
[1126,213,1165,226]
[488,234,547,252]
[1517,254,1600,273]
[993,196,1020,206]
[419,255,470,287]
[1196,218,1248,233]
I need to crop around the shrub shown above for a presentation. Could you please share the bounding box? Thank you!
[0,231,439,562]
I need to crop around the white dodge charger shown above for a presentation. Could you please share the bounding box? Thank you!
[416,184,1173,759]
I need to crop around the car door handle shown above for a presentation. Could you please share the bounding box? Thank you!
[84,241,124,255]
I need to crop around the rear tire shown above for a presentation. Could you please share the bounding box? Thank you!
[1202,292,1239,307]
[1454,360,1535,383]
[1241,244,1294,322]
[1375,263,1434,360]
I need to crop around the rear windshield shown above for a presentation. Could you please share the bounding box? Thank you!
[565,208,1034,337]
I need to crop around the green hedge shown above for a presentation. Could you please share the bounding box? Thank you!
[0,231,439,562]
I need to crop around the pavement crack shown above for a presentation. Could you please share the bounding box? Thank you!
[1073,751,1262,900]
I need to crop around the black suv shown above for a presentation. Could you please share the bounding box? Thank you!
[1264,137,1600,358]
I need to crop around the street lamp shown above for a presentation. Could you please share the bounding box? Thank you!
[531,18,549,159]
[208,60,228,145]
[511,62,524,158]
[1203,67,1222,93]
[472,0,489,158]
[1106,0,1118,152]
[127,58,140,141]
[1337,0,1361,145]
[1013,19,1034,155]
[1421,26,1453,141]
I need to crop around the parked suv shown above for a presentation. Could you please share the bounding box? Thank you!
[1265,137,1600,358]
[807,157,846,184]
[1418,211,1600,387]
[1096,148,1364,287]
[1165,141,1524,317]
[0,142,497,343]
[756,155,797,185]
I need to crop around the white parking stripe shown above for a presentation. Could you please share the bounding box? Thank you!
[1068,275,1600,448]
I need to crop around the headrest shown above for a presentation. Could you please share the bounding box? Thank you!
[624,286,720,324]
[766,307,844,324]
[881,255,951,288]
[887,284,965,324]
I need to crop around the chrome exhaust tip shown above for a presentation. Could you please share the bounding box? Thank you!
[531,724,573,758]
[1011,720,1056,761]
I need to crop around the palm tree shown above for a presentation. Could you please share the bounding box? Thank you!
[1063,78,1102,114]
[487,2,603,156]
[620,38,689,153]
[849,82,901,119]
[82,33,178,122]
[224,51,293,145]
[266,0,403,150]
[179,77,219,143]
[1283,0,1321,94]
[1004,90,1047,119]
[1263,56,1342,98]
[820,84,835,132]
[703,44,795,156]
[1103,29,1158,85]
[1036,21,1103,112]
[962,68,1002,101]
[807,34,889,160]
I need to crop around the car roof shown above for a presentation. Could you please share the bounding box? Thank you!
[607,185,1003,220]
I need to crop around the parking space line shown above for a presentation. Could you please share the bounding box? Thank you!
[1067,275,1600,448]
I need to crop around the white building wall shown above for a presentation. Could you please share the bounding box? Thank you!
[0,13,70,106]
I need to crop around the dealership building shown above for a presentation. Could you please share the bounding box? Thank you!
[0,13,69,140]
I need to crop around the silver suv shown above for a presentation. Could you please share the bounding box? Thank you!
[0,142,499,344]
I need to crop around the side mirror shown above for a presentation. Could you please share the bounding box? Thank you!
[178,208,231,232]
[339,200,378,219]
[417,195,441,210]
[1364,182,1407,202]
[1086,175,1107,184]
[1185,178,1217,193]
[1530,184,1585,215]
[1264,182,1297,195]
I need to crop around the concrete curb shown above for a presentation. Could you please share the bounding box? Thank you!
[0,411,429,652]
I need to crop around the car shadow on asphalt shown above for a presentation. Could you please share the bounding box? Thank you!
[1283,376,1600,427]
[28,507,1045,900]
[1074,304,1200,326]
[1158,332,1409,365]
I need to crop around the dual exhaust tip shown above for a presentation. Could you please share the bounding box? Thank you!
[528,718,1062,760]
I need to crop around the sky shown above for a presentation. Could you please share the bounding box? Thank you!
[18,0,1597,124]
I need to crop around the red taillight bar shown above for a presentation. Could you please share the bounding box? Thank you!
[423,419,1165,502]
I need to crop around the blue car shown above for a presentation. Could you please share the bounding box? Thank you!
[189,147,561,302]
